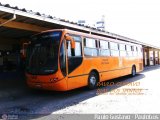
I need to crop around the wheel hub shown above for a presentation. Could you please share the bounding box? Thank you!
[90,76,96,85]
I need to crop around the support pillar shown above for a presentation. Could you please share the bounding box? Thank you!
[153,50,155,66]
[143,47,145,67]
[147,48,150,66]
[158,50,160,65]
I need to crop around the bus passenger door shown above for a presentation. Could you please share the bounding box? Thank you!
[66,38,86,90]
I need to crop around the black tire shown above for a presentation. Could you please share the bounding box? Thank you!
[88,71,98,89]
[131,66,136,77]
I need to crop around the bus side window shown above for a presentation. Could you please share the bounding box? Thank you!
[99,40,110,56]
[67,38,82,57]
[138,47,143,57]
[110,42,119,56]
[60,40,66,76]
[75,42,82,56]
[67,41,72,57]
[133,46,138,56]
[126,45,132,57]
[84,38,98,56]
[119,44,126,57]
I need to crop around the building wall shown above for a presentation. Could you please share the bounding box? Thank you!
[143,47,160,66]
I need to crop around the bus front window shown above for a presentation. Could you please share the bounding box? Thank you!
[26,31,62,75]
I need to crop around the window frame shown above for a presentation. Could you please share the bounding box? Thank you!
[83,37,99,56]
[110,42,119,57]
[67,34,82,57]
[99,40,110,56]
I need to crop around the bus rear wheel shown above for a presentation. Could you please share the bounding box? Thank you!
[88,71,98,89]
[131,66,136,77]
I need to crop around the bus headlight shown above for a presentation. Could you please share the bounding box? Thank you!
[50,78,58,82]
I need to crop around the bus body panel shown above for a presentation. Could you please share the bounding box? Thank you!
[27,78,68,91]
[67,58,88,90]
[67,75,88,90]
[26,70,68,91]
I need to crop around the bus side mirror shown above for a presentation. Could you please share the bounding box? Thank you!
[64,34,75,49]
[64,34,75,56]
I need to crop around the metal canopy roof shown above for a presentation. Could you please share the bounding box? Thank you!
[0,2,160,49]
[0,26,36,39]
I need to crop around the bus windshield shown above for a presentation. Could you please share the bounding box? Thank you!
[26,31,62,75]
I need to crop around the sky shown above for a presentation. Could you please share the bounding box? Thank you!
[1,0,160,47]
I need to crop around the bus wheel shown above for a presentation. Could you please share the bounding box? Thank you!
[131,66,136,77]
[88,72,98,89]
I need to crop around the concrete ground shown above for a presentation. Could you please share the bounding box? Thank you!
[0,66,160,119]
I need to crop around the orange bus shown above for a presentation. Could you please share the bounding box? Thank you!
[26,29,143,91]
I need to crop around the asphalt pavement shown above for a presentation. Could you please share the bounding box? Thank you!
[0,66,160,119]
